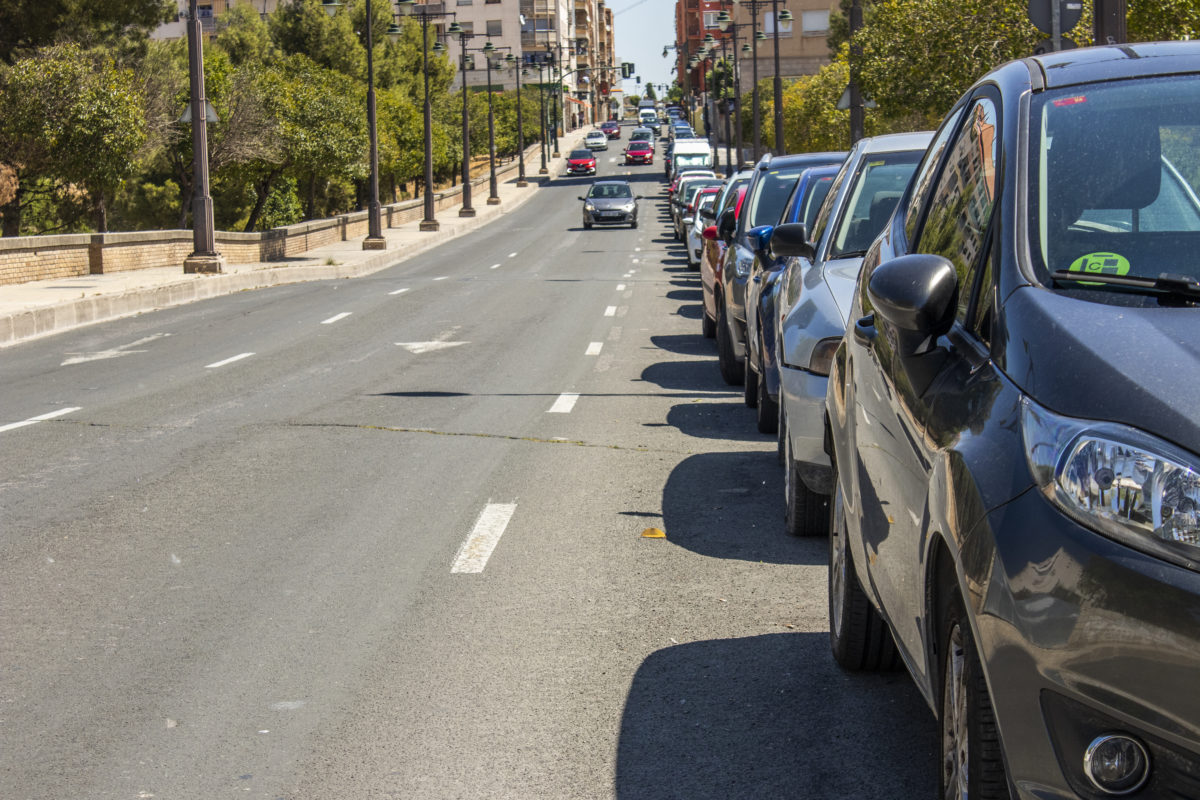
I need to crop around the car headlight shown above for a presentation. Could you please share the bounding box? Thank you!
[1021,397,1200,568]
[623,202,637,212]
[735,252,754,278]
[584,202,596,212]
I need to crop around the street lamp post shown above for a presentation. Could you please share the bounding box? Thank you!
[362,0,386,249]
[183,0,223,273]
[537,59,549,174]
[717,9,748,168]
[506,54,529,188]
[397,0,450,231]
[772,4,792,154]
[447,22,475,217]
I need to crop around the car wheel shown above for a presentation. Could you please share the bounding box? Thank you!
[785,433,828,537]
[583,220,592,230]
[940,594,1009,800]
[716,302,744,386]
[828,464,900,671]
[701,309,716,339]
[631,219,638,229]
[756,359,778,434]
[777,403,786,466]
[743,360,758,408]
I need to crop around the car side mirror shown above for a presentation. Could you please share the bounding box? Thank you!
[770,223,814,262]
[578,196,585,201]
[718,207,737,244]
[702,225,719,241]
[748,225,774,258]
[636,195,644,200]
[867,252,957,398]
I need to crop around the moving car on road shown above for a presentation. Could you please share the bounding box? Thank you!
[584,130,609,151]
[600,120,621,139]
[623,141,654,165]
[824,42,1200,799]
[580,180,641,229]
[565,149,597,176]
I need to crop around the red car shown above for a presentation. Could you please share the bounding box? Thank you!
[565,148,597,175]
[600,120,621,139]
[623,141,654,165]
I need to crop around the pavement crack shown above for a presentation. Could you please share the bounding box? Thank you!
[287,422,668,453]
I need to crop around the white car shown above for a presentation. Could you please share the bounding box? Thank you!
[584,130,608,151]
[686,193,717,270]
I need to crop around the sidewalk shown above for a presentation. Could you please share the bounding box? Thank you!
[0,133,586,349]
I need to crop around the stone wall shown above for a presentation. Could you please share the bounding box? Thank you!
[0,146,539,287]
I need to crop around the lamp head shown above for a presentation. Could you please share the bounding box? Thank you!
[446,21,462,39]
[395,0,414,15]
[321,0,341,17]
[778,8,793,20]
[386,21,403,42]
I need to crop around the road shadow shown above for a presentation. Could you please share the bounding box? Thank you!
[640,360,725,394]
[666,288,703,302]
[662,402,767,442]
[674,304,702,320]
[615,634,936,799]
[650,334,712,357]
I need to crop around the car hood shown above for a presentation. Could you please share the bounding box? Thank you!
[569,158,594,164]
[587,197,635,210]
[1001,285,1200,456]
[820,256,868,324]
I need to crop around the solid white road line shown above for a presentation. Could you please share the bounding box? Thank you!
[206,353,255,369]
[586,342,603,355]
[548,393,580,413]
[389,288,410,296]
[451,503,518,574]
[604,306,617,317]
[0,407,82,434]
[321,312,352,325]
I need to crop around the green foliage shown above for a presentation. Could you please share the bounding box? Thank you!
[1128,0,1200,41]
[270,0,365,79]
[0,0,173,64]
[257,177,304,230]
[215,3,277,67]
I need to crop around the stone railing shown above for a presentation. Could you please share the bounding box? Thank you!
[0,144,544,287]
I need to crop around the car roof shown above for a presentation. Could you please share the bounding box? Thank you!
[854,130,935,154]
[1028,40,1200,89]
[593,179,632,185]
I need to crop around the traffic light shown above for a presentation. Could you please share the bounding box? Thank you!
[621,62,635,78]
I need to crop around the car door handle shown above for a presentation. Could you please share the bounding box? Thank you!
[853,314,877,344]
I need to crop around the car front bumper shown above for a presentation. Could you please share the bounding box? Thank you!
[970,486,1200,799]
[584,209,636,225]
[779,364,831,494]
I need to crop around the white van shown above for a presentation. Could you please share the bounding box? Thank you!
[638,107,658,127]
[668,139,713,178]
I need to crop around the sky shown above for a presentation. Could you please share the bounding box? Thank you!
[609,0,679,96]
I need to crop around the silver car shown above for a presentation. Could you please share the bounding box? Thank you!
[686,193,718,269]
[772,131,933,536]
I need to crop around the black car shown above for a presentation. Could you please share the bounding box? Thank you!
[826,41,1200,798]
[715,151,846,387]
[580,180,641,229]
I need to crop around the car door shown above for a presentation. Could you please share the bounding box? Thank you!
[851,94,1000,670]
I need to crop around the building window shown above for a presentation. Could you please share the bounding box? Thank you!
[801,9,830,35]
[459,20,474,35]
[703,10,719,27]
[457,0,472,5]
[486,18,502,35]
[764,11,793,36]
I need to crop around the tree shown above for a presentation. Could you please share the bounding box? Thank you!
[270,0,365,79]
[0,0,172,65]
[0,44,147,234]
[1129,0,1200,41]
[215,3,277,68]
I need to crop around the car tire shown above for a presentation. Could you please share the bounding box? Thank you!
[828,463,900,671]
[743,360,758,408]
[631,220,638,229]
[756,360,778,434]
[785,433,828,537]
[701,310,716,339]
[583,221,592,230]
[777,403,786,466]
[940,594,1010,799]
[716,302,744,386]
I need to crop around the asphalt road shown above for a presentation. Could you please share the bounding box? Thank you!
[0,142,936,799]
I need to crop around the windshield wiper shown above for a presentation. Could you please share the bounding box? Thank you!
[1050,270,1200,304]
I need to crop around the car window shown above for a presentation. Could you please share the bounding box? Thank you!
[682,181,722,205]
[829,150,924,258]
[588,184,632,198]
[1029,75,1200,285]
[801,175,836,232]
[904,105,966,245]
[744,167,806,231]
[569,150,592,159]
[915,97,999,324]
[808,160,853,254]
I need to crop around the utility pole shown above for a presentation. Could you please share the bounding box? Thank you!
[183,0,223,274]
[848,0,864,144]
[1093,0,1127,45]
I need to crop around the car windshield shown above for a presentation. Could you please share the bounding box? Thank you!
[829,151,923,258]
[682,181,722,205]
[745,166,808,230]
[629,143,651,151]
[589,184,633,199]
[675,154,709,167]
[569,150,592,159]
[1028,75,1200,286]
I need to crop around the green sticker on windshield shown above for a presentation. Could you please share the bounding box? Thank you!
[1068,252,1130,286]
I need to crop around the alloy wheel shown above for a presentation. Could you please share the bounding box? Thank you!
[942,622,969,800]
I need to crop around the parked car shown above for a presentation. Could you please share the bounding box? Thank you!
[584,130,609,151]
[671,175,723,240]
[742,163,841,435]
[771,132,931,535]
[700,172,752,339]
[716,151,847,388]
[824,41,1200,798]
[600,120,621,139]
[565,148,597,176]
[686,188,721,269]
[580,179,640,228]
[623,140,654,165]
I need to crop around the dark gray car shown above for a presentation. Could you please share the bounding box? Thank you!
[580,180,641,229]
[826,42,1200,798]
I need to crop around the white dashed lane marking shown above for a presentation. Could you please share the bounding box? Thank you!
[548,393,580,413]
[0,407,82,434]
[451,503,518,574]
[586,342,603,355]
[617,284,626,291]
[604,306,617,317]
[321,313,352,325]
[206,353,255,369]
